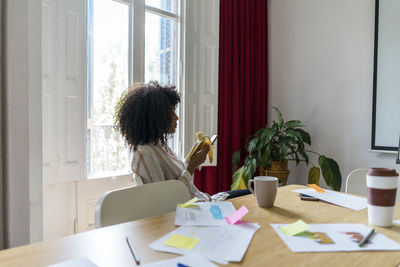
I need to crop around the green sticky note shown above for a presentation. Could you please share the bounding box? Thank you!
[164,234,199,250]
[278,220,310,236]
[178,197,199,208]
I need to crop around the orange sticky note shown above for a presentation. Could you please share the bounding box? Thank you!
[307,184,326,193]
[164,234,199,250]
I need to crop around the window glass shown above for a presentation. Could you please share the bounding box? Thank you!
[146,0,177,14]
[145,11,178,151]
[145,11,177,86]
[87,0,131,178]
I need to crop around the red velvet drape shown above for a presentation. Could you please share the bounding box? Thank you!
[194,0,269,195]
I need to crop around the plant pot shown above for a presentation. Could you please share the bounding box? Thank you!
[263,161,290,186]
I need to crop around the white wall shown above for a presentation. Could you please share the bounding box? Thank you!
[4,0,43,247]
[268,0,399,190]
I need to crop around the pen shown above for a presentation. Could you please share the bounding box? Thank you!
[126,236,141,265]
[358,228,375,247]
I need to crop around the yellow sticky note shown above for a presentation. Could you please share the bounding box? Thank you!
[307,184,326,193]
[178,197,198,208]
[164,234,199,250]
[278,220,310,236]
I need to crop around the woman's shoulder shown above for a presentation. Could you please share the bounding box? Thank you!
[133,143,161,157]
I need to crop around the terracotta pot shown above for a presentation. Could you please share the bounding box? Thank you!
[263,161,290,186]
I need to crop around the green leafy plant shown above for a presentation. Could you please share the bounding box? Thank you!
[232,107,342,191]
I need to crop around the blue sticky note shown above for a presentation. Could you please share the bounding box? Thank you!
[209,205,224,220]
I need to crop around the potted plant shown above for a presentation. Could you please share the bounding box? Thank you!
[232,107,342,191]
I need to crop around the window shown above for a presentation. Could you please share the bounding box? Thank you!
[87,0,180,179]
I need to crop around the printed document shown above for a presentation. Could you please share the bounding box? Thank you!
[142,253,218,267]
[149,222,260,264]
[293,188,367,210]
[271,223,400,252]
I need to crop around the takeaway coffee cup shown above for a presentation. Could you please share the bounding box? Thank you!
[366,168,399,227]
[248,176,278,208]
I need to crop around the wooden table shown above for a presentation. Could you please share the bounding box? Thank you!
[1,185,400,266]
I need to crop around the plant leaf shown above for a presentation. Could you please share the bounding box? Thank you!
[260,127,275,141]
[278,141,287,161]
[286,128,302,142]
[294,128,311,145]
[231,166,248,190]
[318,155,342,191]
[272,106,284,126]
[232,150,241,171]
[308,166,321,185]
[284,120,304,129]
[245,158,257,181]
[298,148,309,165]
[247,137,259,155]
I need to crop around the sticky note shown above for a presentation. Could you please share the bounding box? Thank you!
[209,205,224,220]
[225,205,248,224]
[178,197,199,208]
[164,234,199,250]
[307,184,326,193]
[278,220,310,236]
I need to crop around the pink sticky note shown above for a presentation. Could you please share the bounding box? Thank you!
[225,205,248,224]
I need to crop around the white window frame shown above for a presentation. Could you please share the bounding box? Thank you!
[86,0,183,180]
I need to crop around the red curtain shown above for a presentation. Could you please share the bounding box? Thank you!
[194,0,269,195]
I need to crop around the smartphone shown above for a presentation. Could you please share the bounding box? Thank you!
[299,193,319,201]
[211,134,218,145]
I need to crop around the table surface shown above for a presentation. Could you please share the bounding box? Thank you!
[0,185,400,267]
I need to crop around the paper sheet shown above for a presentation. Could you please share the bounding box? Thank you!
[141,254,218,267]
[149,223,260,264]
[175,201,237,226]
[46,258,97,267]
[271,223,400,252]
[394,220,400,225]
[293,188,367,210]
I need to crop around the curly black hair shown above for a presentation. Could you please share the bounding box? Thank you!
[114,81,180,151]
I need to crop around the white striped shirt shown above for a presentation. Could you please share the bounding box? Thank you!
[131,143,211,201]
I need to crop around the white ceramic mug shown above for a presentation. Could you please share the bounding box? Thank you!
[248,176,278,208]
[366,168,399,227]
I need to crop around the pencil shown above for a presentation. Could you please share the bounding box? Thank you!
[126,236,141,265]
[358,228,375,247]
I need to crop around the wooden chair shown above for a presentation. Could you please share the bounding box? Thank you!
[345,168,368,196]
[95,180,191,228]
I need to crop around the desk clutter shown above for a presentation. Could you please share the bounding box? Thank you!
[150,199,259,264]
[46,184,400,266]
[148,184,400,265]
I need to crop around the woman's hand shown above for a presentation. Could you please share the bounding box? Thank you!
[187,145,210,175]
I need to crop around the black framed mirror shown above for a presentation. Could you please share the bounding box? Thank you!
[371,0,400,151]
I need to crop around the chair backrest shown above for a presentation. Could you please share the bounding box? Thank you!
[345,168,400,202]
[95,180,191,228]
[345,168,368,196]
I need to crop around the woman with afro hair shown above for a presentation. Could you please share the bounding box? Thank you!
[115,81,226,201]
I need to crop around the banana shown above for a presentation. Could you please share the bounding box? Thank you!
[185,132,214,163]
